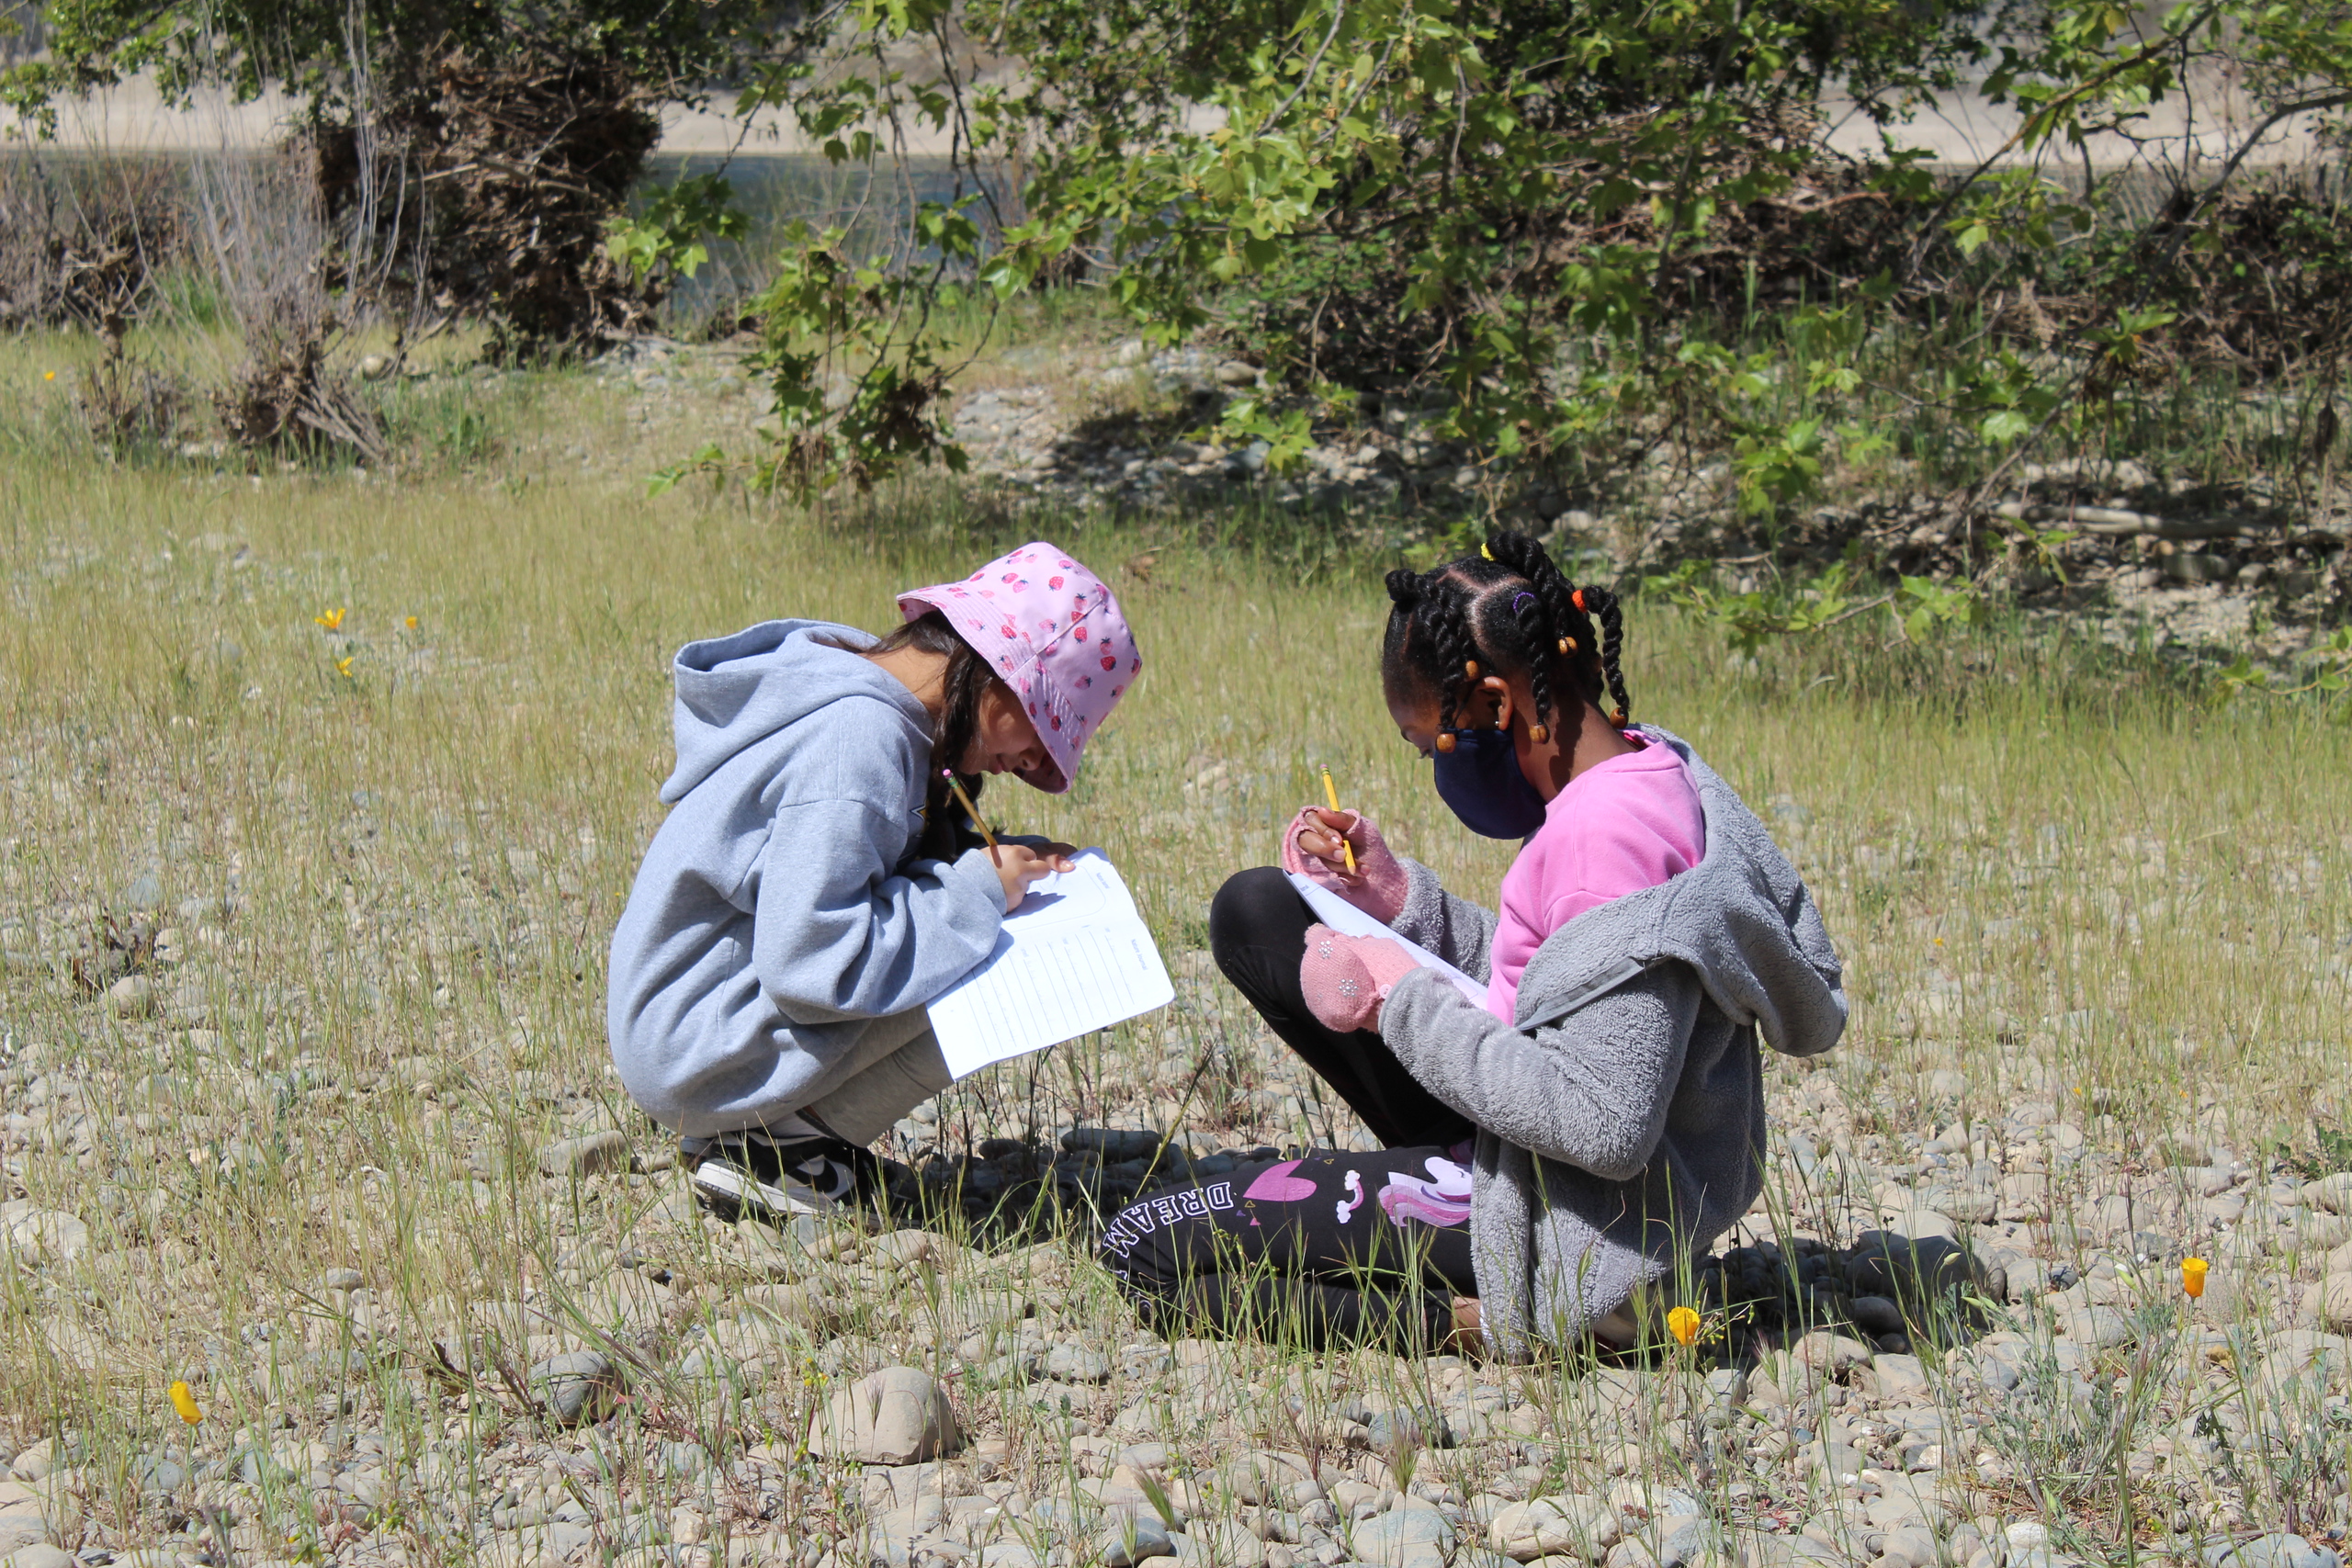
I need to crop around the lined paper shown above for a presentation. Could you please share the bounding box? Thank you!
[927,852,1174,1078]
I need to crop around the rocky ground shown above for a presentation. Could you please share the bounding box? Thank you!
[6,940,2352,1568]
[6,333,2351,1568]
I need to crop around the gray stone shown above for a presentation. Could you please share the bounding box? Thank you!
[0,1203,90,1265]
[1795,1330,1876,1372]
[1042,1343,1112,1384]
[1351,1507,1455,1568]
[538,1131,632,1178]
[1880,1526,1941,1568]
[1062,1128,1163,1162]
[1176,1522,1269,1567]
[2206,1536,2342,1568]
[737,1281,840,1333]
[527,1350,616,1425]
[1489,1496,1623,1562]
[2315,1273,2352,1334]
[2303,1174,2352,1214]
[0,1547,74,1568]
[1849,1295,1905,1335]
[1921,1186,1998,1224]
[658,1440,711,1477]
[1215,361,1261,388]
[2053,1305,2133,1348]
[0,1521,50,1560]
[1099,1508,1177,1568]
[107,974,155,1018]
[1365,1408,1455,1451]
[2074,1194,2149,1235]
[808,1366,960,1464]
[131,1452,187,1493]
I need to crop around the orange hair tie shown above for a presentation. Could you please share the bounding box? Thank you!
[1571,589,1587,613]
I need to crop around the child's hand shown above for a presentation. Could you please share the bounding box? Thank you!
[1297,923,1422,1032]
[1282,807,1408,922]
[992,841,1077,911]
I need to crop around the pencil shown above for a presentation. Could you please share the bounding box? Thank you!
[1320,766,1358,874]
[943,770,1001,863]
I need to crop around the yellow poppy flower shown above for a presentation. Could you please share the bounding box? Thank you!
[2182,1258,2209,1299]
[1667,1305,1702,1347]
[169,1380,203,1425]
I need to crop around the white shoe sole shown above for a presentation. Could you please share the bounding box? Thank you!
[691,1160,836,1218]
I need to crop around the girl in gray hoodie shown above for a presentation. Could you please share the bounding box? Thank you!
[608,543,1142,1219]
[1100,532,1845,1357]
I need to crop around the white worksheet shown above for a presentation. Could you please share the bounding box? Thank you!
[927,851,1174,1078]
[1284,871,1489,1005]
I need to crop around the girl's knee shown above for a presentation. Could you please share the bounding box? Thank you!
[1209,865,1302,960]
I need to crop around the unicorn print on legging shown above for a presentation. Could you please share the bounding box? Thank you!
[1376,1152,1474,1227]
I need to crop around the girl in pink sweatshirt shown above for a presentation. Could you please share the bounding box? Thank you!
[1101,530,1788,1356]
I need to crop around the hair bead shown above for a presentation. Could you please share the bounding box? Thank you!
[1464,660,1480,679]
[1611,708,1629,728]
[1559,637,1576,654]
[1530,724,1550,744]
[1435,732,1457,753]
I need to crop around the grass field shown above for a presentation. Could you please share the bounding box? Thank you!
[5,337,2352,1568]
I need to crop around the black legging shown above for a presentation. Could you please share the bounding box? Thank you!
[1097,867,1481,1348]
[1208,865,1474,1148]
[1099,1145,1478,1348]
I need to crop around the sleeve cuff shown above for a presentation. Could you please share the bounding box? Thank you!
[939,846,1012,926]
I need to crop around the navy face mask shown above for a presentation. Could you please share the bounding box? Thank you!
[1431,725,1551,840]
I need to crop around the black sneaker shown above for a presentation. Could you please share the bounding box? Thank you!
[689,1130,876,1220]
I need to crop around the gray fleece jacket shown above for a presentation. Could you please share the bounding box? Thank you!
[1379,728,1846,1358]
[605,620,1006,1137]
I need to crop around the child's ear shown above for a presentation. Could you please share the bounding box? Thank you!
[1475,674,1513,730]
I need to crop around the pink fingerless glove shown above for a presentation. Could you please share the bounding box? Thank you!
[1298,923,1423,1033]
[1280,807,1409,923]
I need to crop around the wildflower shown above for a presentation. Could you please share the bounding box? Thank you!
[315,607,346,631]
[404,615,418,630]
[2182,1257,2209,1298]
[1667,1305,1702,1347]
[335,656,355,679]
[169,1380,203,1425]
[43,370,56,382]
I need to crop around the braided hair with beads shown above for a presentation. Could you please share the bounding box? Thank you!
[1381,531,1633,749]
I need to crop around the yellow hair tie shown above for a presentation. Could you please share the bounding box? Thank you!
[1479,543,1495,560]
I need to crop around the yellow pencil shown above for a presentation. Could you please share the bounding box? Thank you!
[1320,766,1357,874]
[943,770,1001,863]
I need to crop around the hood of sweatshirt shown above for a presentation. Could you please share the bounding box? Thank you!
[1510,726,1847,1057]
[658,620,924,805]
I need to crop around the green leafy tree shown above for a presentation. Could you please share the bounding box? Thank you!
[5,0,779,352]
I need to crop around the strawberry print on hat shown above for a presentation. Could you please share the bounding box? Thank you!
[896,541,1143,794]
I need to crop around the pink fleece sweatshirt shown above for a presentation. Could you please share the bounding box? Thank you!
[1484,735,1707,1021]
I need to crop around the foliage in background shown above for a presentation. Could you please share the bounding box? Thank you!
[627,0,2352,595]
[2,0,777,356]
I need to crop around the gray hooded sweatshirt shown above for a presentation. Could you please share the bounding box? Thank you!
[606,620,1006,1137]
[1378,728,1846,1358]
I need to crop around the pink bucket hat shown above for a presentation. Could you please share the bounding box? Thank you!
[897,541,1142,794]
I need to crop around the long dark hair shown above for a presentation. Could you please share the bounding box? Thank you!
[854,610,999,860]
[1381,530,1630,741]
